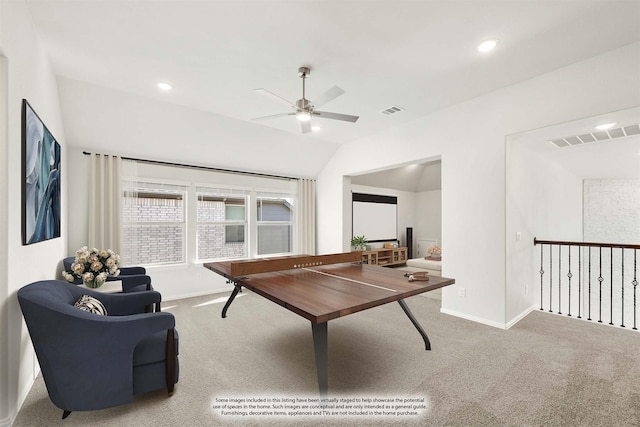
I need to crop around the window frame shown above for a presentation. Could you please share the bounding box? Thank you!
[195,189,249,262]
[121,182,187,267]
[256,195,294,257]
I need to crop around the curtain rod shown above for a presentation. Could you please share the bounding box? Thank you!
[82,151,299,181]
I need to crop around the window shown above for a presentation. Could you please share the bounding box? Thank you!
[120,162,299,266]
[224,203,245,243]
[122,184,186,266]
[257,194,293,255]
[197,189,248,260]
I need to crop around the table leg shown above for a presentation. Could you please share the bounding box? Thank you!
[221,283,242,318]
[311,322,328,397]
[398,299,431,351]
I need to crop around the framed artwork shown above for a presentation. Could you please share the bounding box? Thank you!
[22,99,61,245]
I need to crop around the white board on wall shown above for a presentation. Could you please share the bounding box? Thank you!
[352,193,397,242]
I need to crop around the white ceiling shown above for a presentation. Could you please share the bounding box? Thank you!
[25,0,640,151]
[510,106,640,180]
[351,160,442,192]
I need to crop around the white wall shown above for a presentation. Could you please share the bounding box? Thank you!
[0,1,67,424]
[414,190,442,252]
[0,53,9,427]
[316,42,640,329]
[506,140,583,325]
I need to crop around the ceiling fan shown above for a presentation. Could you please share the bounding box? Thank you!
[252,67,359,134]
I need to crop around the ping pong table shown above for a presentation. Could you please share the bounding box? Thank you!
[204,252,455,395]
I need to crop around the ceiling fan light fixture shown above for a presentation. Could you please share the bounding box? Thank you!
[296,111,311,122]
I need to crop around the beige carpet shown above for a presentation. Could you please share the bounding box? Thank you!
[13,289,640,426]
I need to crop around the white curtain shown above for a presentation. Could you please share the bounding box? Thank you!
[296,178,316,255]
[88,154,122,253]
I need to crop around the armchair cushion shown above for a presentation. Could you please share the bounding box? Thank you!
[134,329,179,366]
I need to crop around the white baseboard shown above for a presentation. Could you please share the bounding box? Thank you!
[440,304,538,330]
[506,305,537,329]
[162,286,233,302]
[440,307,508,330]
[11,372,36,427]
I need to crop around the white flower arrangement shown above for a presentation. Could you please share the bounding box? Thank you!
[427,245,442,256]
[62,246,120,287]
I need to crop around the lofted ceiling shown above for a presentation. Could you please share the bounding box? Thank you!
[24,0,640,154]
[351,160,442,192]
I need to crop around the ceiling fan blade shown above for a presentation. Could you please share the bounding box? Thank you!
[252,112,295,121]
[309,85,345,109]
[254,88,297,109]
[312,110,359,123]
[300,120,312,134]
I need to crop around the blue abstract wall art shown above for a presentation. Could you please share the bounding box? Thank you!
[22,99,61,245]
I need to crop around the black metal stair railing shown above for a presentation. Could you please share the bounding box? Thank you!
[534,238,640,330]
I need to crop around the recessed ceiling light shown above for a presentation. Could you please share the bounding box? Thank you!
[312,126,320,132]
[594,122,617,130]
[477,39,499,53]
[157,82,172,91]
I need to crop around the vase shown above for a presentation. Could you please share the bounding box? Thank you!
[83,278,102,289]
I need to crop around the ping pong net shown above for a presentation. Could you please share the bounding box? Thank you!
[228,251,362,277]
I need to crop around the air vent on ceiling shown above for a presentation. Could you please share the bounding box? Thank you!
[548,124,640,148]
[379,105,404,116]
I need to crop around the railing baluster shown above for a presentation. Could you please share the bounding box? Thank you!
[588,247,592,321]
[567,245,572,317]
[549,245,553,313]
[578,246,582,319]
[621,248,625,328]
[558,246,562,315]
[610,247,614,326]
[598,247,603,323]
[633,250,638,331]
[539,244,544,311]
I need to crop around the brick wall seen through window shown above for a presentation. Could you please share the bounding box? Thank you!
[122,188,185,265]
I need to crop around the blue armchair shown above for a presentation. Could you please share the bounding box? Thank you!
[17,280,178,419]
[63,256,152,293]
